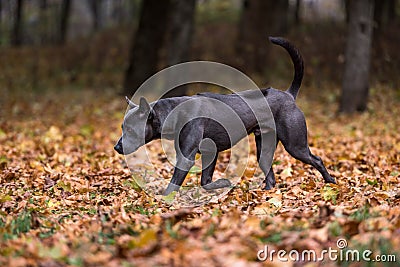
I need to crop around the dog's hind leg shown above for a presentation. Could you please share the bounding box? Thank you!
[285,146,335,184]
[255,133,277,190]
[309,152,336,183]
[278,110,336,184]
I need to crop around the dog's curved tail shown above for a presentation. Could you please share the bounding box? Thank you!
[268,37,304,100]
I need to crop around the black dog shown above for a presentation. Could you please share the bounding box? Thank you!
[114,37,336,195]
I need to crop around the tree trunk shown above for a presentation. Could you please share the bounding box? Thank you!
[11,0,23,46]
[294,0,301,25]
[0,0,2,44]
[123,0,171,96]
[163,0,196,97]
[387,0,396,22]
[58,0,71,44]
[374,0,384,30]
[236,0,289,74]
[0,0,2,25]
[111,0,123,25]
[88,0,101,33]
[373,0,397,37]
[340,0,374,113]
[344,0,350,23]
[39,0,48,44]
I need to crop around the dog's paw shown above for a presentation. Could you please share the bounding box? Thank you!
[263,183,275,190]
[163,183,181,196]
[263,178,276,190]
[263,173,276,190]
[324,176,336,184]
[202,178,232,190]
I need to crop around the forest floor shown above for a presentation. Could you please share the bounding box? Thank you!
[0,84,399,266]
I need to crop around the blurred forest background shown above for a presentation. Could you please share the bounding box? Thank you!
[0,0,399,112]
[1,1,400,266]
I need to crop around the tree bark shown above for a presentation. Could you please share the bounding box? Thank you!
[374,0,384,30]
[58,0,71,44]
[344,0,350,23]
[163,0,196,97]
[11,0,23,46]
[88,0,101,33]
[111,0,122,25]
[236,0,289,74]
[340,0,374,113]
[123,0,171,96]
[39,0,48,44]
[387,0,396,22]
[0,0,2,26]
[294,0,301,25]
[0,0,2,44]
[166,0,196,67]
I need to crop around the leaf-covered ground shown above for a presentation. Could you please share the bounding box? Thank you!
[0,86,399,266]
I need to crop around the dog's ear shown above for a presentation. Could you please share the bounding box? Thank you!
[125,96,137,109]
[139,97,151,114]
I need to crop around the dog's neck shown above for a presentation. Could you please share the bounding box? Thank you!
[151,96,192,137]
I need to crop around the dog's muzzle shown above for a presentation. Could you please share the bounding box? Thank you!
[114,139,124,154]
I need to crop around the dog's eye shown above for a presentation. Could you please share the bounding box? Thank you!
[122,124,133,133]
[125,126,134,133]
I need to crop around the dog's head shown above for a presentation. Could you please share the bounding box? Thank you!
[114,97,157,155]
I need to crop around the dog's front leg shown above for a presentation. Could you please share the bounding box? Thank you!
[200,153,232,190]
[164,154,196,195]
[200,153,217,186]
[164,167,192,195]
[163,131,200,195]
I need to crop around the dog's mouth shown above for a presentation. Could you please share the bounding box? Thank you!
[114,141,141,155]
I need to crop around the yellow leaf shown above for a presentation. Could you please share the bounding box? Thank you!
[189,165,202,174]
[47,199,60,208]
[133,229,157,248]
[267,197,282,208]
[43,126,63,143]
[162,191,177,204]
[280,167,293,178]
[320,184,339,204]
[0,128,6,140]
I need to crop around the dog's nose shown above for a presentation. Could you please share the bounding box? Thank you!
[114,143,124,154]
